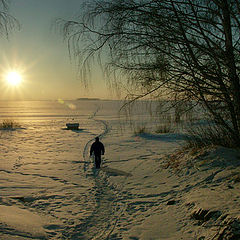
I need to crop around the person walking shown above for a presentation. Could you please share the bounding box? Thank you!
[90,137,105,169]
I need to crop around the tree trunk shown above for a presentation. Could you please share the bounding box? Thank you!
[222,0,240,143]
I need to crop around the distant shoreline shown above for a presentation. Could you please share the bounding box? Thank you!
[76,98,101,101]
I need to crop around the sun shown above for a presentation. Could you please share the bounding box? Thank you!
[6,71,22,86]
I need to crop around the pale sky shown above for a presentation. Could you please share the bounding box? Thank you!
[0,0,110,100]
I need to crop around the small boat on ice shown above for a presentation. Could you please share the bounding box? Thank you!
[66,123,79,130]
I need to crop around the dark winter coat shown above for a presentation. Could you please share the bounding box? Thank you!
[90,141,105,156]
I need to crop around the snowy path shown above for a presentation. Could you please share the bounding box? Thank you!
[58,108,182,239]
[74,109,162,239]
[70,109,124,239]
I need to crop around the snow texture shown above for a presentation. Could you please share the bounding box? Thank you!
[0,100,239,239]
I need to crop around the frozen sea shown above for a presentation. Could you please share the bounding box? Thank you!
[1,100,235,240]
[1,99,178,240]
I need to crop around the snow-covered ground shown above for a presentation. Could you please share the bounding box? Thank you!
[0,100,239,239]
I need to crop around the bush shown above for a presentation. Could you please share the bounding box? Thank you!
[155,124,172,134]
[0,119,21,129]
[134,126,147,135]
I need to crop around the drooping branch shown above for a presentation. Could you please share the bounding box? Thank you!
[60,0,240,144]
[0,0,19,38]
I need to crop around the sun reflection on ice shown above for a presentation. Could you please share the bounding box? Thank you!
[58,98,76,110]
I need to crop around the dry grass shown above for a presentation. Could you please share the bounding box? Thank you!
[185,123,237,148]
[164,122,239,171]
[134,123,172,135]
[164,145,213,171]
[232,173,240,183]
[0,119,21,129]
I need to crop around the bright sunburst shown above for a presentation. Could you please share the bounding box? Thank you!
[6,71,22,86]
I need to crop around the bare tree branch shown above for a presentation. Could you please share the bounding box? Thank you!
[59,0,240,145]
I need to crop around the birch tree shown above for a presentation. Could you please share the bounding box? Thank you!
[60,0,240,145]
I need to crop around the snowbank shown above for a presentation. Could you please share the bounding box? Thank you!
[0,205,47,239]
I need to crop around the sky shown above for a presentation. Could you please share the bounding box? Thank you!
[0,0,110,100]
